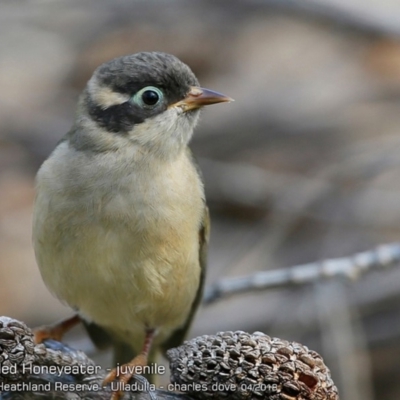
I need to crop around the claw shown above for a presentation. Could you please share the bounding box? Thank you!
[104,354,149,400]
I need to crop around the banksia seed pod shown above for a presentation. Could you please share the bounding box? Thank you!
[167,331,339,400]
[0,316,98,385]
[0,317,36,383]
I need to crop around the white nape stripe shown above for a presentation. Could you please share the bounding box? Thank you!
[87,76,130,109]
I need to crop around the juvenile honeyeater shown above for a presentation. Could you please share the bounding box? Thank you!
[32,52,232,398]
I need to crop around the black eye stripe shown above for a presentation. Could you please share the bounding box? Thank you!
[86,93,169,134]
[86,96,145,134]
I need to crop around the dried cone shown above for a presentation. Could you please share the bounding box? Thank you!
[167,331,339,400]
[0,317,35,383]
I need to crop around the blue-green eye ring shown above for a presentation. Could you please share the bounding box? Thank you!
[132,86,164,109]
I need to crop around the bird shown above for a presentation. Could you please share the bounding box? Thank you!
[32,51,232,399]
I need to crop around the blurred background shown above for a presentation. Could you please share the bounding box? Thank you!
[1,0,400,399]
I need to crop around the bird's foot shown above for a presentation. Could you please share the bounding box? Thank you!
[104,354,150,400]
[33,314,81,344]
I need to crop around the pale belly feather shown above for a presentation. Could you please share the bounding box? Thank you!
[33,143,204,350]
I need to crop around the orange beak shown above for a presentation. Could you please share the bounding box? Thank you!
[171,86,233,112]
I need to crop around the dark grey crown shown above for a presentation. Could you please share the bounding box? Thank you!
[95,52,199,101]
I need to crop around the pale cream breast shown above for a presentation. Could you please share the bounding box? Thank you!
[33,140,205,350]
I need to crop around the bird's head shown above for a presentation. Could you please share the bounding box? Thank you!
[71,52,231,159]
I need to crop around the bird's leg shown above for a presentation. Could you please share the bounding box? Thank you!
[33,314,81,344]
[104,329,156,400]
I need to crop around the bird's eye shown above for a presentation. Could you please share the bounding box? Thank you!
[132,86,164,109]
